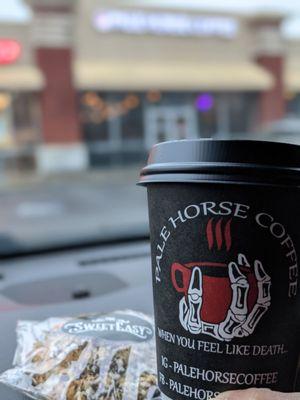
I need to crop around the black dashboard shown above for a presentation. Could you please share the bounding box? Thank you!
[0,241,153,399]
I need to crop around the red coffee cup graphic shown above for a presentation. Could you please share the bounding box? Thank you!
[171,254,271,341]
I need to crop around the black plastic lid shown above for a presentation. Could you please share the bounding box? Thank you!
[139,139,300,187]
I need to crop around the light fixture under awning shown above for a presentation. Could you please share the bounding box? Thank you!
[0,65,44,91]
[285,64,300,92]
[74,60,274,91]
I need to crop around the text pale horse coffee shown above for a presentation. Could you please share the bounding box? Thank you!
[139,140,300,400]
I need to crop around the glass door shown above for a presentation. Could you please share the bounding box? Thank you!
[144,105,198,149]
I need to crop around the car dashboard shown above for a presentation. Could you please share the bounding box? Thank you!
[0,241,153,399]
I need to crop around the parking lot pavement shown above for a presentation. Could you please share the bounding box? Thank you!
[0,166,149,253]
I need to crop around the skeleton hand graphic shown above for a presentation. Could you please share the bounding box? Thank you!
[176,254,271,341]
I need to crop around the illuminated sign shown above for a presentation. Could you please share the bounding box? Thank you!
[195,93,214,112]
[93,9,238,39]
[0,39,21,65]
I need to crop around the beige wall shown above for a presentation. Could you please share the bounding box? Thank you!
[74,0,258,64]
[0,3,298,77]
[286,39,300,66]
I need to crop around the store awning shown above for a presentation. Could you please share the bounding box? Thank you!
[74,60,274,91]
[0,65,44,91]
[285,64,300,91]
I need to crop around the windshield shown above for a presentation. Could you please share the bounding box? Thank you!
[0,0,300,256]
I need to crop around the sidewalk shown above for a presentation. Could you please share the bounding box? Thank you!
[0,165,142,191]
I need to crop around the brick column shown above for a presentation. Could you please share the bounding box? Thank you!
[27,0,88,172]
[36,48,81,143]
[250,14,286,128]
[256,55,285,125]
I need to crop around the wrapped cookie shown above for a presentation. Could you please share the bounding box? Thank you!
[0,310,160,400]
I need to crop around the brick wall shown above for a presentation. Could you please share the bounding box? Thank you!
[36,48,81,143]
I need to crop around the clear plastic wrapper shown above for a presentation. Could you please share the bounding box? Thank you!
[0,310,160,400]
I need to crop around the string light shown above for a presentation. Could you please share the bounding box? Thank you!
[123,95,140,109]
[146,91,161,103]
[82,92,141,124]
[82,92,104,108]
[0,93,11,111]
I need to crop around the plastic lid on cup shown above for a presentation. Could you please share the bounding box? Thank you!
[139,139,300,187]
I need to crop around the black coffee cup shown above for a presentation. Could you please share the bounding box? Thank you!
[139,139,300,400]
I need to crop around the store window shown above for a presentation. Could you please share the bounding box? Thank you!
[81,91,259,160]
[144,92,198,149]
[195,92,258,137]
[195,93,218,137]
[0,93,13,149]
[80,91,199,153]
[228,93,258,134]
[80,92,109,143]
[120,94,143,144]
[80,91,144,164]
[0,92,39,150]
[12,93,40,147]
[286,93,300,116]
[80,91,143,145]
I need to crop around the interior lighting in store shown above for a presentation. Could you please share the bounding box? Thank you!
[82,92,104,108]
[147,91,161,103]
[86,94,141,124]
[123,95,140,109]
[285,92,296,101]
[0,93,11,110]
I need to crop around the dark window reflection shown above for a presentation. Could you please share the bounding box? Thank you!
[79,91,259,165]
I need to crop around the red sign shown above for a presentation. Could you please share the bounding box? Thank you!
[0,39,21,65]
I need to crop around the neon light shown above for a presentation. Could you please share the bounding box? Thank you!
[93,10,238,39]
[195,94,214,112]
[0,39,21,65]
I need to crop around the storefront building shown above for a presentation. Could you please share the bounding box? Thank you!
[0,0,299,170]
[74,0,275,166]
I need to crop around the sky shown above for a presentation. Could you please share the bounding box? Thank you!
[2,0,300,37]
[0,0,32,22]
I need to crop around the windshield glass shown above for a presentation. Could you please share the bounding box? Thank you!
[0,0,300,256]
